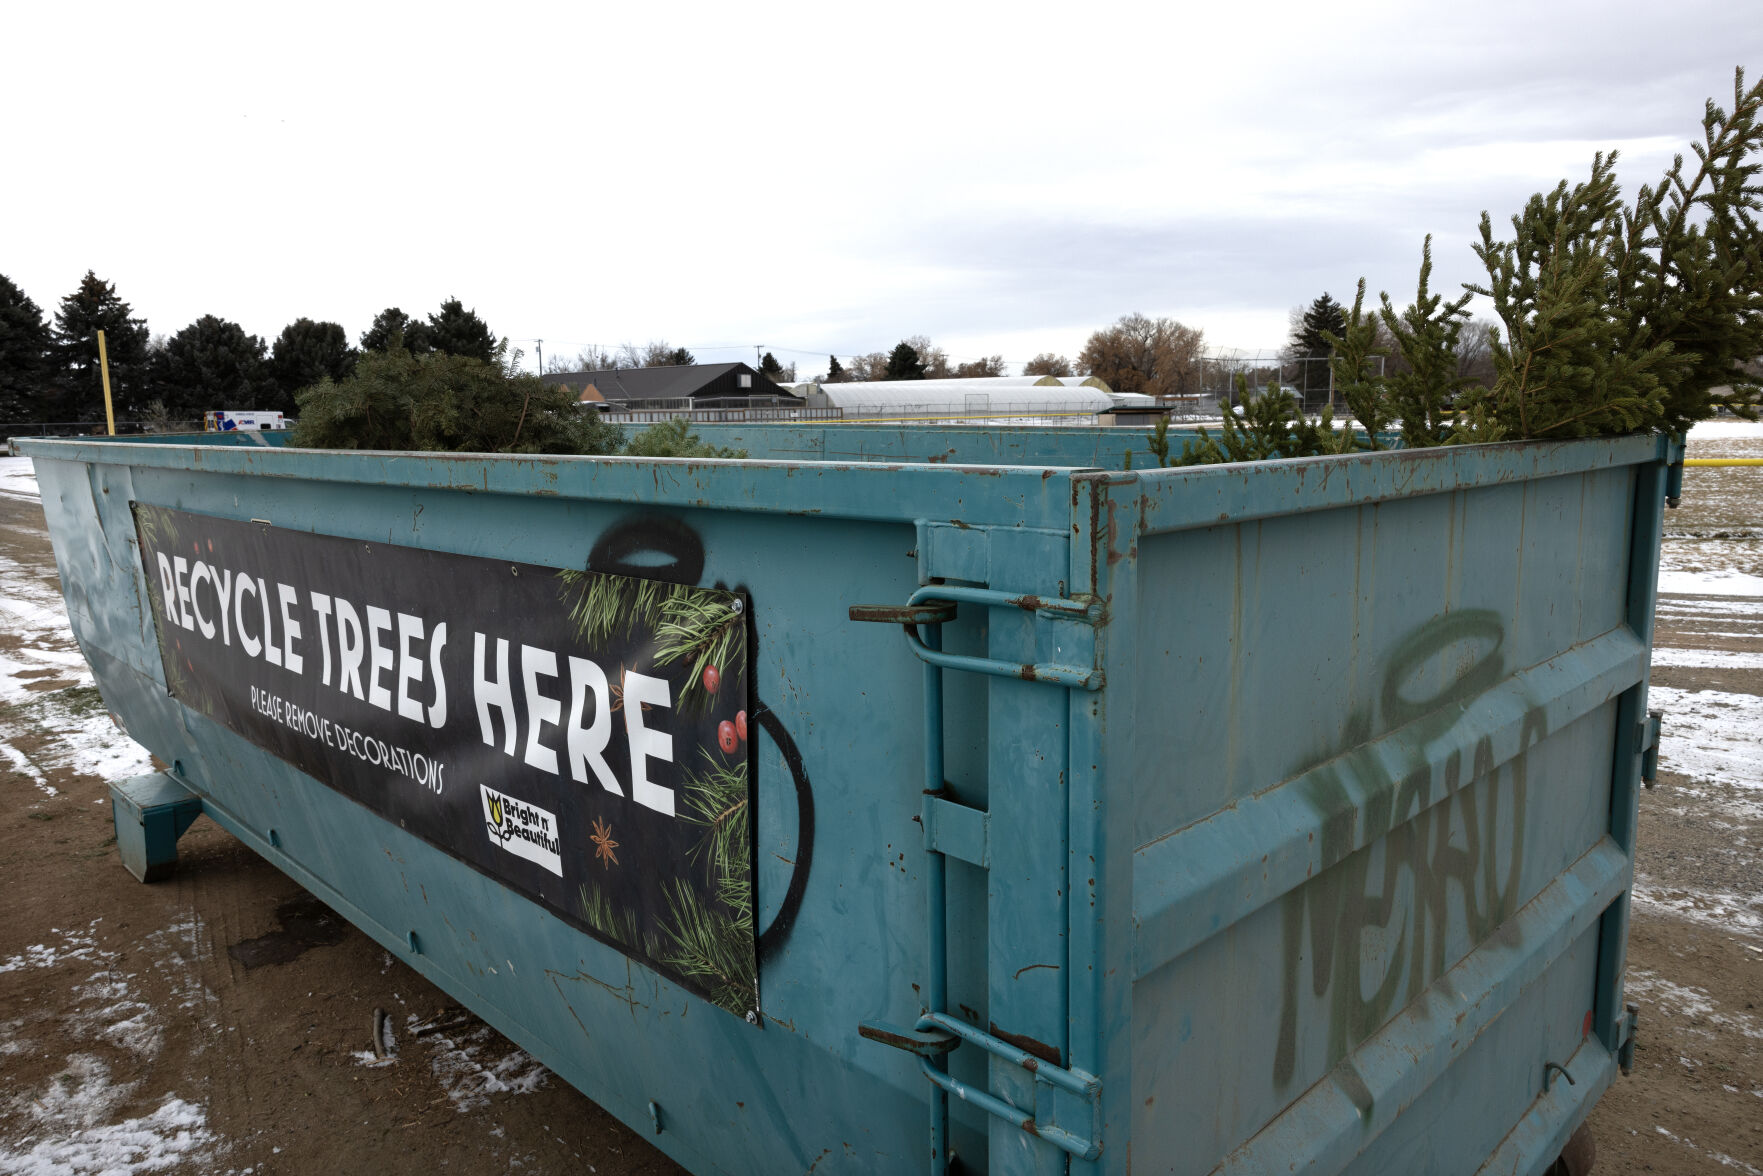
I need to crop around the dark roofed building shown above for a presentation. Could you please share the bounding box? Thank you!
[541,362,787,404]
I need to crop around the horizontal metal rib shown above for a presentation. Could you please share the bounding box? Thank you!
[1214,836,1629,1175]
[1132,626,1647,980]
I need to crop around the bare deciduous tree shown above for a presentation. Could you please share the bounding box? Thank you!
[1022,352,1073,377]
[950,355,1007,378]
[1455,320,1497,388]
[902,335,950,379]
[843,352,888,381]
[1078,313,1205,397]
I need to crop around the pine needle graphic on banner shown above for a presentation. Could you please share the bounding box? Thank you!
[556,569,741,712]
[661,750,756,1013]
[652,592,742,714]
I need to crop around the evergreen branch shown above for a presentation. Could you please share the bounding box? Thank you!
[659,878,756,1015]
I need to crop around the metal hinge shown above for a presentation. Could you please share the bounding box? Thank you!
[849,584,1105,690]
[1639,710,1663,787]
[860,1013,1103,1161]
[1664,436,1686,508]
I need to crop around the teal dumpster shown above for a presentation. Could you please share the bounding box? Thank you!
[18,428,1674,1174]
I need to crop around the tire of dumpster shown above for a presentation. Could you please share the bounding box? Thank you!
[1543,1124,1596,1176]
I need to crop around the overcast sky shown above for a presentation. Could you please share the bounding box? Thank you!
[4,1,1757,377]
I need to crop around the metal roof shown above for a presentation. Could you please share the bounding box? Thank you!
[540,363,766,402]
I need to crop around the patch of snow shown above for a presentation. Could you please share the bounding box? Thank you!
[1651,647,1763,670]
[1656,568,1763,597]
[1631,876,1763,936]
[1689,420,1763,440]
[408,1016,550,1113]
[1648,1121,1763,1175]
[1647,686,1763,790]
[0,456,41,502]
[0,925,101,976]
[0,1084,217,1176]
[0,920,223,1173]
[349,1051,397,1069]
[1657,597,1763,618]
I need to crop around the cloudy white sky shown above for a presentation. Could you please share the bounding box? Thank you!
[4,1,1757,378]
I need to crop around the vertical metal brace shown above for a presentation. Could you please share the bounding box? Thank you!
[851,586,1106,1168]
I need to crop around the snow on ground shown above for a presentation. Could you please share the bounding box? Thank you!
[0,920,222,1175]
[1631,877,1763,937]
[0,456,41,503]
[0,464,153,790]
[1650,647,1763,670]
[1647,686,1763,791]
[1656,569,1763,597]
[406,1015,551,1113]
[1687,420,1763,440]
[1623,969,1763,1039]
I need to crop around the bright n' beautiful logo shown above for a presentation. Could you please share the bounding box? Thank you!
[479,785,563,876]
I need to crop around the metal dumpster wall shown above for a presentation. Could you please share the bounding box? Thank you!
[1098,436,1667,1174]
[21,440,1091,1175]
[20,433,1672,1174]
[689,423,1181,470]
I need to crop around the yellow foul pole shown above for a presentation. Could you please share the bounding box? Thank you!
[97,330,116,436]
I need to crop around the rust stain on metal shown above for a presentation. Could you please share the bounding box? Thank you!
[989,1022,1062,1066]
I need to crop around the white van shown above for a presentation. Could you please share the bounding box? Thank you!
[204,411,287,432]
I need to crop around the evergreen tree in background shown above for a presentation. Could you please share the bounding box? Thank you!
[640,344,695,367]
[425,298,499,363]
[758,352,784,379]
[360,307,431,354]
[1288,293,1346,406]
[290,344,624,455]
[147,315,273,417]
[271,319,357,406]
[825,355,845,382]
[0,274,52,425]
[884,341,925,380]
[52,271,150,420]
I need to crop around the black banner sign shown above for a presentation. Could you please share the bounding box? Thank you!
[132,504,757,1019]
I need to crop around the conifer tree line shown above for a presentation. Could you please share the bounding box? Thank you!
[0,277,504,428]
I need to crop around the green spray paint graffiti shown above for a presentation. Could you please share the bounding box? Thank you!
[1272,610,1548,1089]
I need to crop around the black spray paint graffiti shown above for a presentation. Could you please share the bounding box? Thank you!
[586,514,814,965]
[1272,610,1547,1088]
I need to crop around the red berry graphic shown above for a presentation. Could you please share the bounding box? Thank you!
[735,710,747,742]
[718,720,738,754]
[702,665,721,694]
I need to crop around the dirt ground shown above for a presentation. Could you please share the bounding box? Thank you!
[0,434,1758,1175]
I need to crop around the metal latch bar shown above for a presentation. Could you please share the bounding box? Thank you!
[861,1012,1103,1161]
[850,585,1104,691]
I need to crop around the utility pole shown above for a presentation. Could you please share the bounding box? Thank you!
[755,344,763,369]
[536,339,544,376]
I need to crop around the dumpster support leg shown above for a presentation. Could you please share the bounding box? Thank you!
[110,771,203,882]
